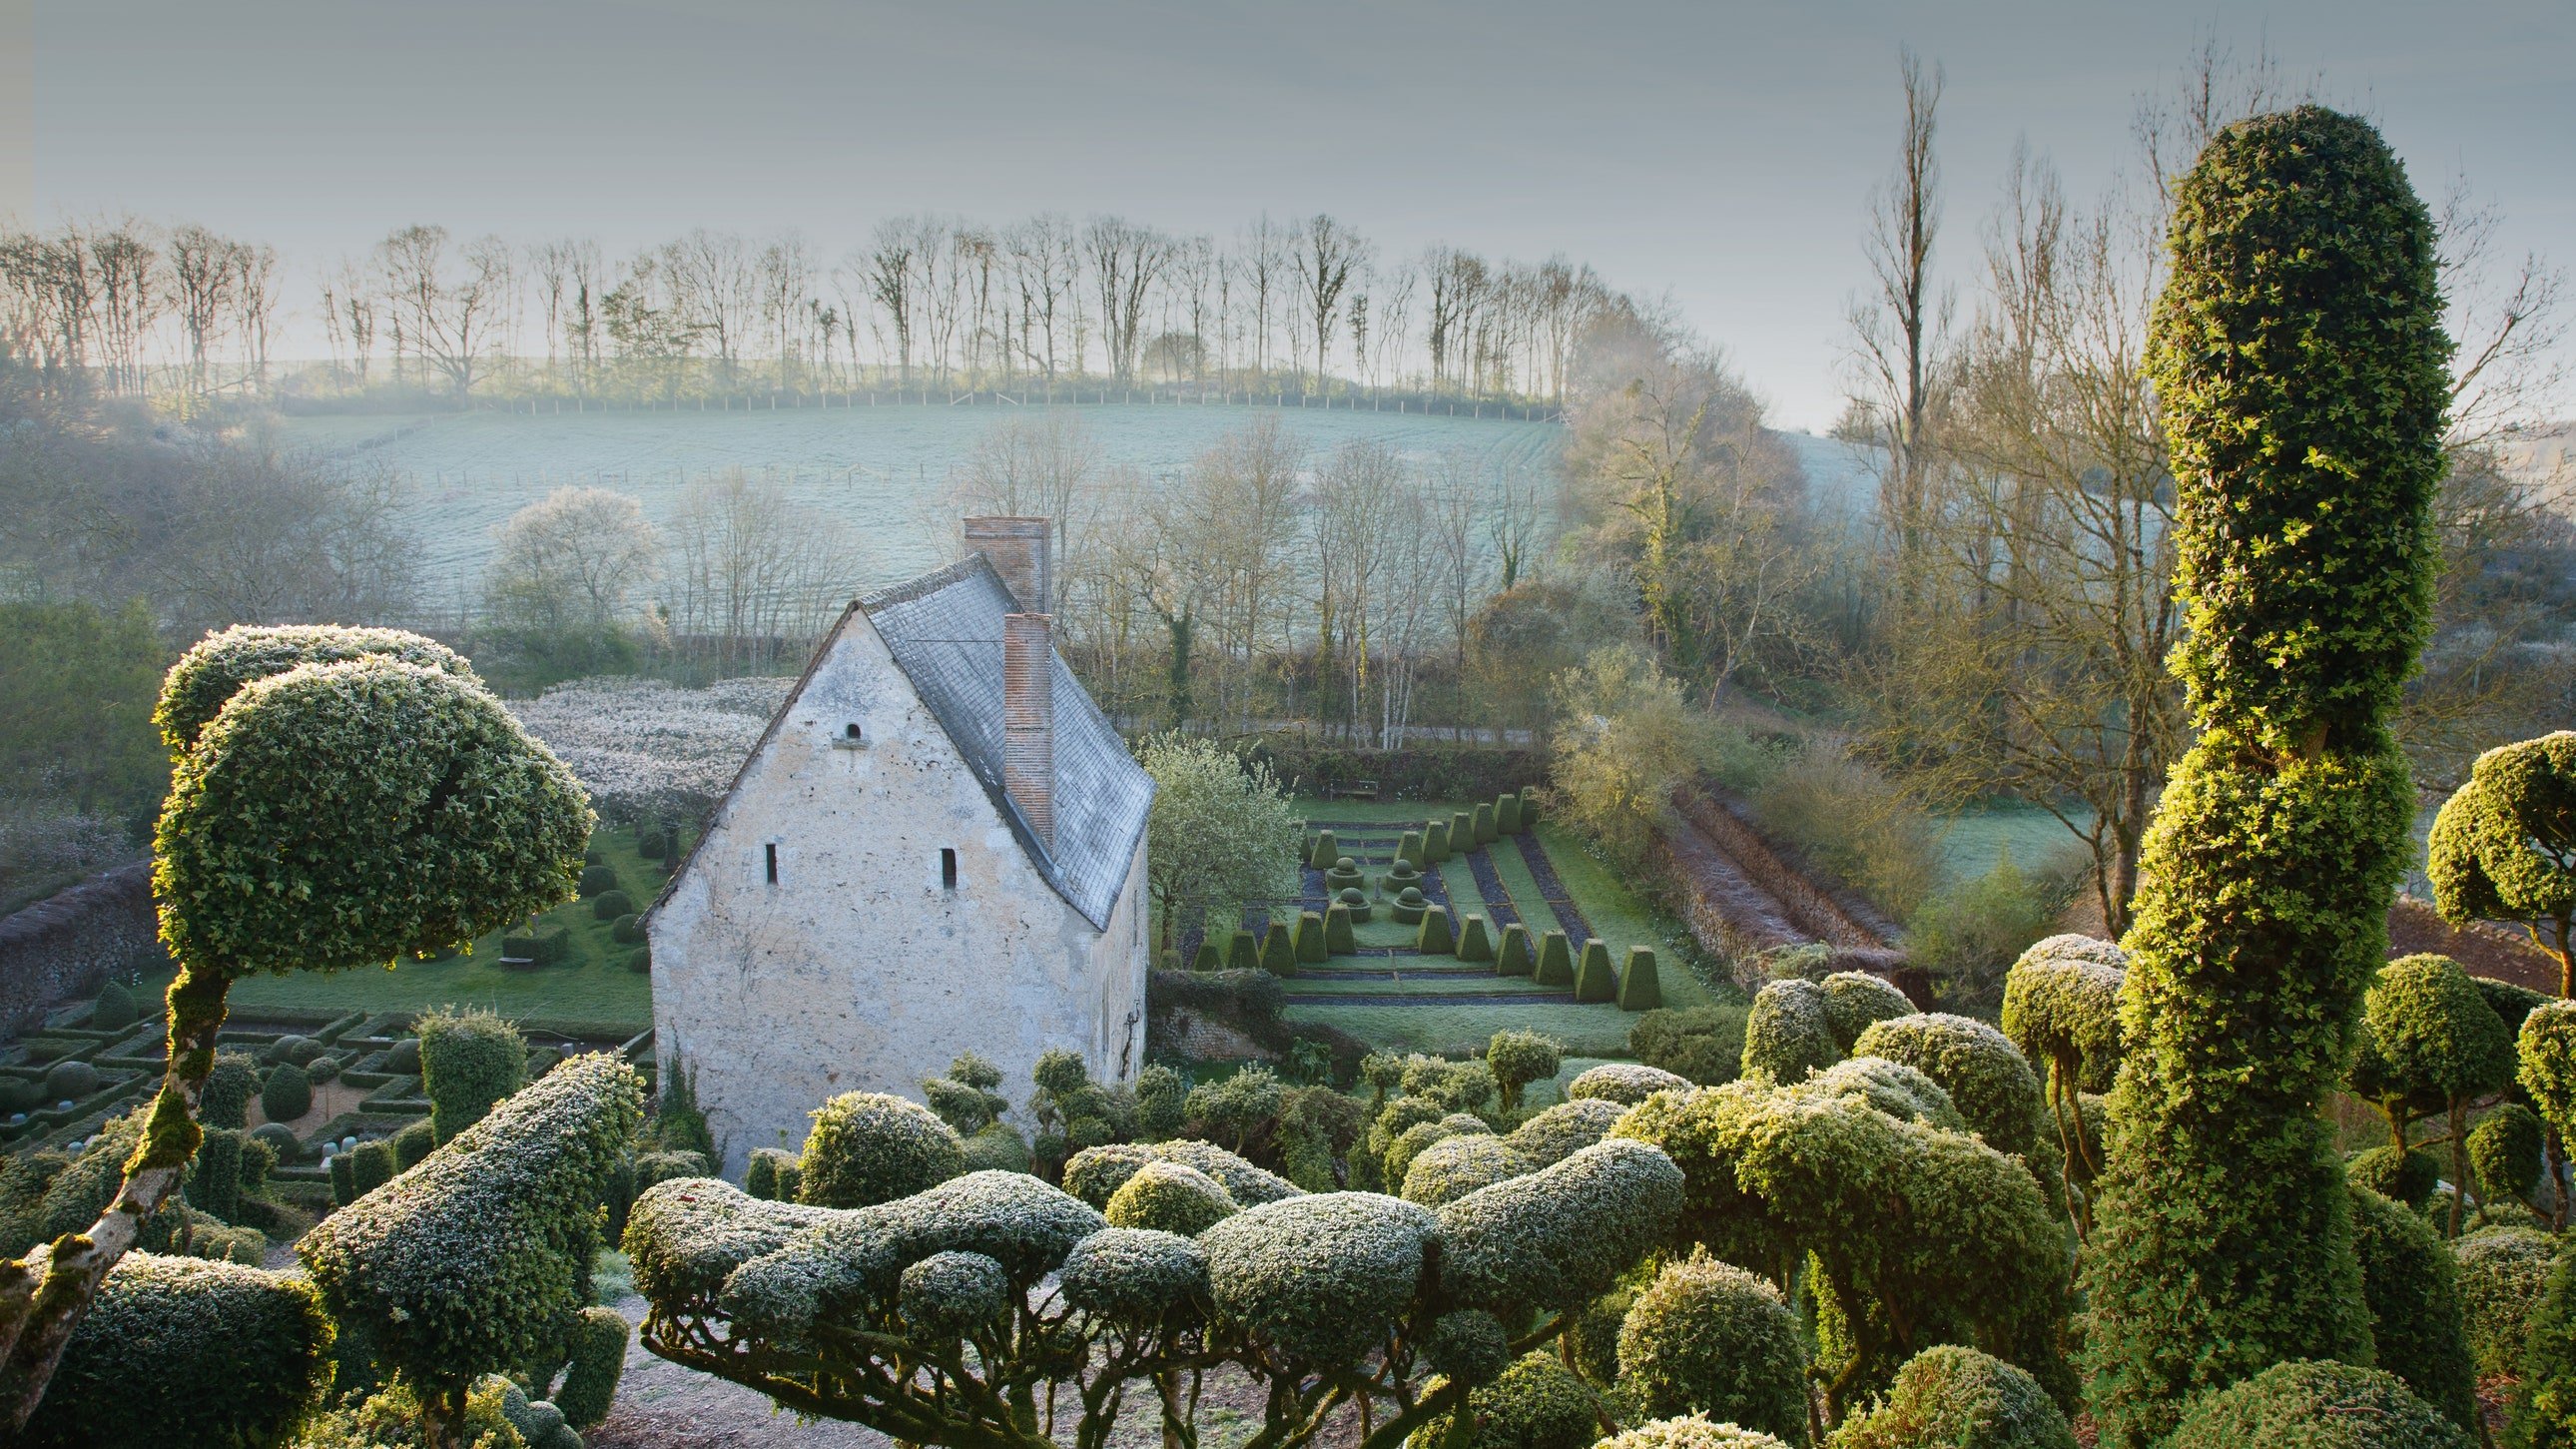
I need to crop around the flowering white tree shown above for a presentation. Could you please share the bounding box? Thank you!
[1138,732,1301,953]
[509,676,788,826]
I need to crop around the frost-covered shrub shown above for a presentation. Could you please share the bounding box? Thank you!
[1201,1191,1438,1365]
[796,1091,966,1208]
[2452,1226,2551,1377]
[900,1249,1011,1337]
[1400,1054,1501,1115]
[418,1007,528,1144]
[1615,1252,1807,1440]
[1848,1014,2046,1157]
[1415,1352,1600,1449]
[1058,1225,1210,1323]
[1806,1057,1968,1134]
[1105,1160,1238,1235]
[1436,1139,1684,1315]
[1505,1097,1627,1167]
[1820,972,1915,1053]
[1827,1344,2076,1449]
[22,1252,335,1449]
[1061,1138,1297,1212]
[1569,1062,1690,1106]
[1402,1133,1530,1207]
[2000,937,2127,1095]
[745,1147,801,1201]
[2164,1360,2470,1449]
[961,1122,1031,1175]
[155,623,478,753]
[2345,1183,2479,1434]
[301,1054,645,1434]
[1486,1030,1564,1112]
[1741,979,1839,1084]
[1600,1417,1793,1449]
[1423,1309,1512,1386]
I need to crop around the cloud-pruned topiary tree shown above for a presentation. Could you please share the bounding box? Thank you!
[1614,1251,1808,1442]
[2345,954,2517,1237]
[2428,731,2576,997]
[2001,936,2126,1232]
[0,632,592,1433]
[796,1091,967,1208]
[2077,106,2450,1449]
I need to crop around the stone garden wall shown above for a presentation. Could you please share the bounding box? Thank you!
[0,862,163,1039]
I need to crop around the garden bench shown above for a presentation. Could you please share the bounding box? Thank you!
[1324,779,1380,801]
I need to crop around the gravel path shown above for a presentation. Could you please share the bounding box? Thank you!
[585,1297,886,1449]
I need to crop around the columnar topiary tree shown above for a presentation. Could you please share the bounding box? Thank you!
[0,631,591,1431]
[2428,731,2576,996]
[2077,107,2450,1448]
[419,1007,529,1144]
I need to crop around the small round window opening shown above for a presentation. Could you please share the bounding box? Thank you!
[844,722,863,741]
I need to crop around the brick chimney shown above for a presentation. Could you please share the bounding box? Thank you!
[1001,611,1055,849]
[964,515,1051,611]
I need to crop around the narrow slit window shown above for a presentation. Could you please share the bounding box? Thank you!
[765,842,779,885]
[941,848,958,890]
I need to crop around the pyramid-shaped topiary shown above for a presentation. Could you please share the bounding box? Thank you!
[1457,916,1494,963]
[1325,904,1358,955]
[1259,923,1296,976]
[1534,930,1575,988]
[1617,947,1662,1011]
[1417,906,1456,956]
[1293,911,1329,964]
[1573,941,1616,1003]
[1497,923,1535,977]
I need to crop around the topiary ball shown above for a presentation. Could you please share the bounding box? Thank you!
[1201,1192,1437,1366]
[795,1091,966,1208]
[2347,1145,2443,1211]
[591,889,634,922]
[1504,1097,1627,1166]
[1059,1225,1210,1323]
[1741,978,1839,1084]
[1614,1253,1808,1440]
[1819,971,1915,1052]
[2467,1101,2543,1208]
[610,913,646,945]
[43,1061,101,1101]
[1105,1160,1238,1236]
[1402,1134,1529,1208]
[1829,1343,2075,1449]
[1414,1352,1599,1449]
[899,1249,1010,1337]
[1596,1418,1792,1449]
[1848,1012,2046,1156]
[2164,1360,2471,1449]
[260,1063,313,1123]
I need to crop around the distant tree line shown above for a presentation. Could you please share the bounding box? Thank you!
[0,212,1633,409]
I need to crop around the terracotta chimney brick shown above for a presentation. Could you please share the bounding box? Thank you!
[1001,611,1055,848]
[964,516,1051,612]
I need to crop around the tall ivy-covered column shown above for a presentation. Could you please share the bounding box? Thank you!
[2079,107,2449,1448]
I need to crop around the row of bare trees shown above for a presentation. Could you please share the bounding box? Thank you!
[1,211,1626,407]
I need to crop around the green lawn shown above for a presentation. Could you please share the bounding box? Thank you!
[218,825,669,1037]
[1932,804,2089,885]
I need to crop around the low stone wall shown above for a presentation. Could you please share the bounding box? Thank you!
[0,861,163,1039]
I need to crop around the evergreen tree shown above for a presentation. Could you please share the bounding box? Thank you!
[2078,106,2451,1448]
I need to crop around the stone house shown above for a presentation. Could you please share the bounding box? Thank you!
[648,518,1154,1173]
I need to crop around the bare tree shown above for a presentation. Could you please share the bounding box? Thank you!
[168,224,241,395]
[668,229,759,383]
[231,243,278,391]
[1238,214,1289,380]
[87,222,158,395]
[946,411,1100,610]
[1847,47,1948,583]
[1294,214,1369,393]
[1004,214,1079,390]
[757,232,815,384]
[663,470,865,674]
[1085,216,1169,386]
[860,220,925,384]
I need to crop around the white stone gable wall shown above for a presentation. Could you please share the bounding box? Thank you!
[651,608,1142,1175]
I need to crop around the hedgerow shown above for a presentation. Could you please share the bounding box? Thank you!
[2081,105,2447,1448]
[300,1053,645,1440]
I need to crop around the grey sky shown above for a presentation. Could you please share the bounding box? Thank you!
[20,0,2573,429]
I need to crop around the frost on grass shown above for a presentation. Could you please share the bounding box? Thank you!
[509,675,791,825]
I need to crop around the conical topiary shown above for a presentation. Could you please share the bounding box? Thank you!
[1534,930,1575,988]
[1497,923,1535,977]
[1574,940,1617,1003]
[1473,802,1497,845]
[1225,929,1259,974]
[1417,905,1456,955]
[1259,922,1296,976]
[1497,793,1522,835]
[1191,940,1220,973]
[1396,830,1427,870]
[1310,830,1340,869]
[1325,903,1358,954]
[1293,911,1329,964]
[1518,793,1541,829]
[1424,820,1452,865]
[1618,946,1663,1011]
[90,980,138,1033]
[1457,915,1495,963]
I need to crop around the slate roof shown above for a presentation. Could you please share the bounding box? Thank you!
[859,554,1152,930]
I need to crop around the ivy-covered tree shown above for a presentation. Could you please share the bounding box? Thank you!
[2077,107,2451,1448]
[0,627,591,1432]
[1137,733,1301,952]
[2428,731,2576,997]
